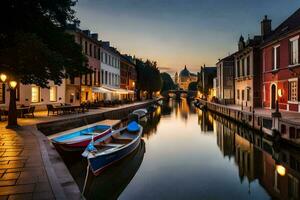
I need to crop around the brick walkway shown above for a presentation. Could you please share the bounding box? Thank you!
[0,125,54,200]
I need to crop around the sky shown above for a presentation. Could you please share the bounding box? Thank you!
[75,0,300,74]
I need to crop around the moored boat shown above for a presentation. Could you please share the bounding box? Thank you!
[132,108,148,119]
[49,122,112,151]
[82,121,143,175]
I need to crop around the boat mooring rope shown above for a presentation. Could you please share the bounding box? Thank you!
[82,162,90,198]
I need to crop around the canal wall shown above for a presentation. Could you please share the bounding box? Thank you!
[37,100,159,136]
[198,99,300,149]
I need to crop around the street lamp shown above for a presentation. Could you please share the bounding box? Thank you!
[9,81,17,89]
[0,73,19,128]
[0,73,7,82]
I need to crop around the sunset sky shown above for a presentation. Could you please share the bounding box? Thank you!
[75,0,299,74]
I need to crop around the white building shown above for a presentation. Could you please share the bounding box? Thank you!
[0,80,70,111]
[100,42,121,100]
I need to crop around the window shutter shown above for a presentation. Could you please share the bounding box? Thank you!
[289,41,292,65]
[272,47,275,68]
[288,82,291,101]
[277,46,280,68]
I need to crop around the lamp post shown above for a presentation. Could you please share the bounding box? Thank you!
[0,73,19,128]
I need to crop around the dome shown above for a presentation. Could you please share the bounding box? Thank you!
[179,65,190,77]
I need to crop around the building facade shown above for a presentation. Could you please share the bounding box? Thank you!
[120,55,137,100]
[216,54,235,104]
[234,34,262,109]
[176,66,197,90]
[67,28,102,103]
[100,42,121,100]
[198,66,217,99]
[262,10,300,112]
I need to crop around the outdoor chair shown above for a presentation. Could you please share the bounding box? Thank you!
[24,106,35,118]
[47,104,59,116]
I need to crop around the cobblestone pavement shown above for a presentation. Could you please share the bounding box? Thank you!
[0,125,54,200]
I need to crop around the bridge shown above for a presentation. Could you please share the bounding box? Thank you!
[168,90,188,100]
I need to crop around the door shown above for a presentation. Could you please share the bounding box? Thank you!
[271,84,276,109]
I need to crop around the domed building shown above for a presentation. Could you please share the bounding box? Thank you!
[175,65,197,90]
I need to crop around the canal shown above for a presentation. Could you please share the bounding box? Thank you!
[60,99,300,200]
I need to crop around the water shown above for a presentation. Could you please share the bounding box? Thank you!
[60,99,300,200]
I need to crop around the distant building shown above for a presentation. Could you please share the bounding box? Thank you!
[216,54,235,104]
[262,9,300,112]
[176,66,197,90]
[198,66,217,98]
[234,33,262,109]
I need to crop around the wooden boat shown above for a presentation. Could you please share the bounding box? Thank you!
[132,108,148,119]
[49,122,113,151]
[82,140,145,199]
[82,121,143,175]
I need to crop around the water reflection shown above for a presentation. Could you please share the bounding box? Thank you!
[213,111,300,199]
[58,99,300,200]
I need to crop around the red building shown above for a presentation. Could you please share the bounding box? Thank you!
[262,9,300,112]
[120,55,137,100]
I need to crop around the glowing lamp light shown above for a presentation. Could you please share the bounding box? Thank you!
[132,81,135,87]
[276,165,286,176]
[278,89,283,97]
[9,81,17,89]
[0,74,7,82]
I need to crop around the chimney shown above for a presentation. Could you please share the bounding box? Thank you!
[91,33,98,40]
[82,30,90,36]
[261,15,272,37]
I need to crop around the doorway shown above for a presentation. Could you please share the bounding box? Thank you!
[271,84,276,109]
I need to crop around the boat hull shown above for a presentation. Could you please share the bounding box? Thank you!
[52,128,112,152]
[88,136,141,175]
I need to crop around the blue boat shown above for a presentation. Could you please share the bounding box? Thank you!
[49,123,112,151]
[82,122,143,175]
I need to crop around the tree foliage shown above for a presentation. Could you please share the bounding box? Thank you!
[135,59,162,99]
[0,0,89,87]
[160,72,176,92]
[188,81,198,91]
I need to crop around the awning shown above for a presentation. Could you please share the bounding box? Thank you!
[95,85,135,94]
[92,87,112,93]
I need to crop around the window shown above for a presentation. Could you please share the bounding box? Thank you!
[89,43,92,56]
[101,52,104,62]
[290,36,299,65]
[101,70,104,84]
[98,48,101,60]
[237,61,240,77]
[31,86,40,103]
[237,89,240,100]
[242,90,245,100]
[246,56,250,75]
[241,59,244,76]
[289,80,298,102]
[109,72,111,85]
[105,53,108,64]
[247,89,250,101]
[84,41,88,54]
[50,86,57,102]
[0,84,5,104]
[273,45,280,70]
[105,71,108,84]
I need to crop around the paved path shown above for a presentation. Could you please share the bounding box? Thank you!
[0,124,55,200]
[225,104,300,124]
[0,100,157,199]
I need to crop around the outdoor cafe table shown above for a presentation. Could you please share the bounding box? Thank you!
[53,105,86,114]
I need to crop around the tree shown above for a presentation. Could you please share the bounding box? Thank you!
[0,0,89,128]
[188,82,198,91]
[135,58,162,100]
[160,72,176,92]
